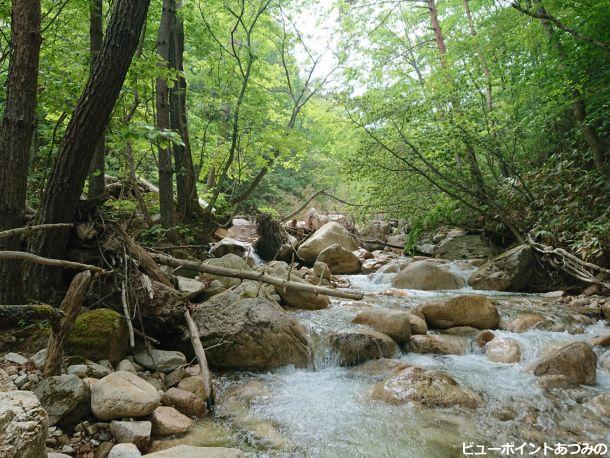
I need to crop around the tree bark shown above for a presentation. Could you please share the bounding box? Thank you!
[27,0,152,299]
[44,271,93,376]
[0,0,41,304]
[87,0,106,199]
[156,0,176,228]
[171,2,201,221]
[427,0,446,56]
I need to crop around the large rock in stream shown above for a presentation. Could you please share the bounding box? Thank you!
[297,222,358,264]
[468,245,534,291]
[416,295,500,330]
[191,283,310,370]
[434,234,496,260]
[392,261,466,290]
[209,238,249,259]
[316,244,361,274]
[0,390,48,458]
[264,262,330,310]
[531,342,597,387]
[326,329,397,366]
[199,254,251,288]
[370,366,481,408]
[352,310,411,344]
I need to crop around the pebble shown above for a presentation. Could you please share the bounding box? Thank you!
[28,373,40,383]
[13,373,28,387]
[61,444,75,454]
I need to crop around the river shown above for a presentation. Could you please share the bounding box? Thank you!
[178,259,610,457]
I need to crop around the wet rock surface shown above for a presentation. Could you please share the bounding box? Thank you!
[392,260,466,290]
[192,286,310,371]
[370,366,482,408]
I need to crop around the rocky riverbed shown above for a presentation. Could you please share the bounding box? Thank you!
[1,221,609,457]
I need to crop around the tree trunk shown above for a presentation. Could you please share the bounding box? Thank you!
[87,0,106,199]
[171,2,201,221]
[156,0,176,228]
[427,0,446,56]
[44,271,93,377]
[0,0,41,304]
[27,0,151,300]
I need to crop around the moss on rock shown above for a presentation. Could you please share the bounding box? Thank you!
[67,309,129,364]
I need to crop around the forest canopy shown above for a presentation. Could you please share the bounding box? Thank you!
[0,0,608,303]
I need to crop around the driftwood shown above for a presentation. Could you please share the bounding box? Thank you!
[184,309,214,405]
[529,238,610,289]
[0,223,73,240]
[44,271,93,376]
[150,252,365,301]
[0,251,107,273]
[0,304,64,329]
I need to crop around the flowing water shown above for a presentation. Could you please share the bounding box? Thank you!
[180,259,610,457]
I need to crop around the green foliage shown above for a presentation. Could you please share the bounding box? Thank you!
[1,0,608,266]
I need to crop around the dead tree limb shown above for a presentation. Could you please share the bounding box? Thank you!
[184,309,214,405]
[44,271,93,376]
[114,225,173,287]
[150,252,365,301]
[0,223,73,240]
[281,189,327,222]
[0,304,64,329]
[0,251,107,273]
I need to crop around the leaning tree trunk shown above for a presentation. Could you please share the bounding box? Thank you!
[87,0,106,199]
[0,0,42,304]
[28,0,151,300]
[156,0,176,229]
[44,271,93,376]
[171,1,201,221]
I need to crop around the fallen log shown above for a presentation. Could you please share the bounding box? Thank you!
[0,251,107,273]
[150,252,365,301]
[0,304,64,329]
[44,271,93,376]
[0,223,73,240]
